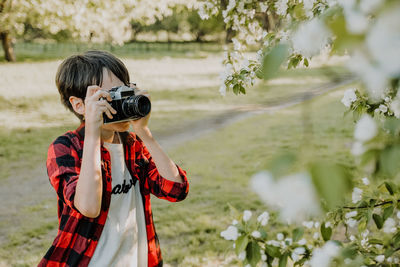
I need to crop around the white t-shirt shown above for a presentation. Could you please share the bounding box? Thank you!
[89,142,148,267]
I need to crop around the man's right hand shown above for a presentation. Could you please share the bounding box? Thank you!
[84,85,116,132]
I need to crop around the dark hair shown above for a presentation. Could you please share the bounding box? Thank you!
[55,50,130,121]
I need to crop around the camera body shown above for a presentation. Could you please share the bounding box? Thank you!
[103,85,151,124]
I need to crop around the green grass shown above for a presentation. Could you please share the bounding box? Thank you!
[0,59,358,265]
[0,65,346,180]
[149,84,359,266]
[0,42,224,62]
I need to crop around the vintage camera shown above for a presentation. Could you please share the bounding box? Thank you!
[103,85,151,124]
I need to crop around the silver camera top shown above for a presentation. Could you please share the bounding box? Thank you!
[109,85,135,100]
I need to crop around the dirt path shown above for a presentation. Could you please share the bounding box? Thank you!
[0,76,357,250]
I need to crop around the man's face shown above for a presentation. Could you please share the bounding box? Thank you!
[100,68,130,132]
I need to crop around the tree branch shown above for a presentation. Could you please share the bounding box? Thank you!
[343,199,400,210]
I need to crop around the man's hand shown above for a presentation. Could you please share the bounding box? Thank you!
[84,85,116,134]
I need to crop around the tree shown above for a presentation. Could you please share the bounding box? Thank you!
[0,0,198,61]
[199,0,400,266]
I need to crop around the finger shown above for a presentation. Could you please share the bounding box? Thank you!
[104,101,117,114]
[104,109,113,119]
[99,105,113,119]
[97,100,116,115]
[91,90,111,102]
[86,85,101,98]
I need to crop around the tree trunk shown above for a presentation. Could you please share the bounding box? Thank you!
[221,0,234,43]
[0,32,16,62]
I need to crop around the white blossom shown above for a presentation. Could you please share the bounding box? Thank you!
[366,5,400,78]
[390,97,400,118]
[267,240,281,247]
[261,254,267,261]
[346,218,358,228]
[378,104,388,113]
[361,229,370,238]
[220,225,239,241]
[277,233,284,241]
[243,210,252,222]
[238,251,246,261]
[303,221,315,229]
[383,218,397,234]
[343,8,369,34]
[251,230,261,238]
[313,232,319,240]
[259,2,268,12]
[309,241,340,267]
[250,171,321,223]
[345,210,358,219]
[375,255,385,263]
[298,238,307,245]
[285,237,293,245]
[362,177,370,185]
[352,187,363,203]
[341,88,358,107]
[347,51,387,100]
[232,219,238,225]
[292,18,331,58]
[354,114,377,142]
[275,0,288,16]
[294,247,306,255]
[351,141,366,156]
[257,211,270,226]
[360,0,383,14]
[219,84,227,96]
[302,0,316,18]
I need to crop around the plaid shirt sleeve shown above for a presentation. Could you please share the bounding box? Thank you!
[137,136,189,202]
[47,135,82,213]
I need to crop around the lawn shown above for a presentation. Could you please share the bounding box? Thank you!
[0,48,358,266]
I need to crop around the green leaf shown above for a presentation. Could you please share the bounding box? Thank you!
[279,253,288,267]
[267,153,297,178]
[326,12,363,53]
[392,231,400,247]
[259,229,268,239]
[246,241,261,267]
[235,235,249,255]
[260,44,289,80]
[379,145,400,177]
[368,238,383,245]
[372,214,383,229]
[303,57,309,67]
[239,85,246,94]
[292,227,304,242]
[383,117,400,136]
[358,217,367,232]
[321,223,332,241]
[233,84,240,95]
[341,243,358,258]
[309,162,352,210]
[383,205,394,221]
[384,182,396,195]
[265,245,281,258]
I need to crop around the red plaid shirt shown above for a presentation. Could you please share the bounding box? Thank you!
[38,123,189,267]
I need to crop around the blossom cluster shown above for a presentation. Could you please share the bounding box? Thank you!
[1,0,199,44]
[221,174,400,266]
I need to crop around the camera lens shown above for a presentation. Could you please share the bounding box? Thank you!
[122,95,151,118]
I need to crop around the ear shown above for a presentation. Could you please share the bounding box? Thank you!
[69,96,85,116]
